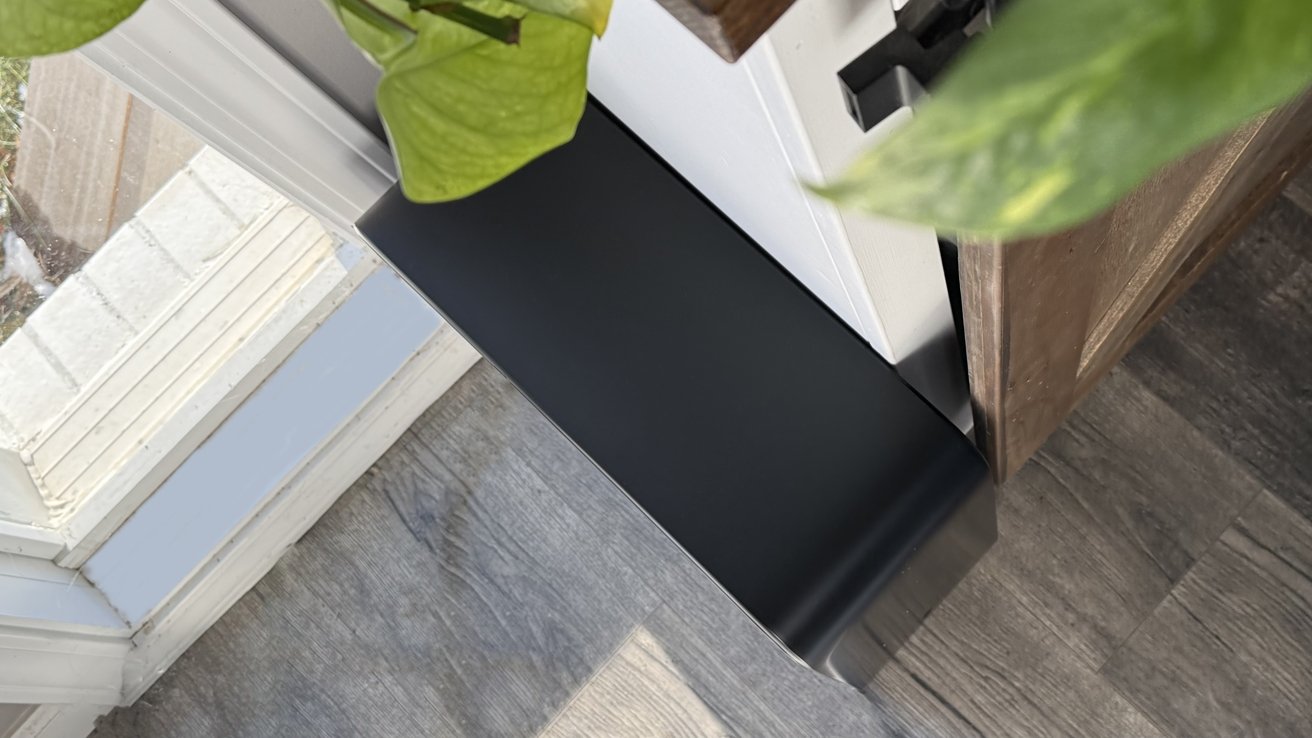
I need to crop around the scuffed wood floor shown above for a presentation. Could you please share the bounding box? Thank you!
[94,172,1312,737]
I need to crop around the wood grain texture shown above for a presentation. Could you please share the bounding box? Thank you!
[91,350,1305,737]
[650,0,795,61]
[1104,491,1312,737]
[873,569,1167,738]
[962,90,1312,481]
[109,102,203,235]
[10,54,202,290]
[92,395,661,738]
[1116,131,1312,366]
[1080,124,1265,364]
[983,369,1264,668]
[12,55,133,270]
[422,364,907,738]
[1124,193,1312,521]
[542,607,794,738]
[424,365,1165,738]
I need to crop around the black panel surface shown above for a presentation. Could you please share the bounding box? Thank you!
[358,104,991,674]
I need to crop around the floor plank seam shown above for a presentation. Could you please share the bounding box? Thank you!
[984,559,1116,673]
[1098,541,1215,672]
[1097,482,1272,673]
[1103,676,1178,738]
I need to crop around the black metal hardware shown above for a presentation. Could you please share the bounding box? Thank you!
[357,101,995,691]
[840,0,1003,131]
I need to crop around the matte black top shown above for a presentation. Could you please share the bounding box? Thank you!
[358,104,987,662]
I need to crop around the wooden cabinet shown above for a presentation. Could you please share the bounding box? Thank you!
[961,91,1312,480]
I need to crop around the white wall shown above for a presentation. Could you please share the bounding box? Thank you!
[589,0,895,355]
[591,0,968,426]
[764,0,970,428]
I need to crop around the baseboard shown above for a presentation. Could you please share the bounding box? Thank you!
[6,325,480,737]
[121,324,479,702]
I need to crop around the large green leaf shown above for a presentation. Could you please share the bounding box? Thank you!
[816,0,1312,240]
[332,0,593,202]
[0,0,146,57]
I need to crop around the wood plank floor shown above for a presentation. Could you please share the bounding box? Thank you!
[93,174,1312,737]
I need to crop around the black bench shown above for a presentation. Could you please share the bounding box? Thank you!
[357,103,994,690]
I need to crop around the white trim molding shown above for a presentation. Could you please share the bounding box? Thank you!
[124,321,478,702]
[9,705,113,738]
[0,557,130,707]
[0,628,128,707]
[81,271,460,625]
[0,520,63,560]
[79,0,395,240]
[52,216,378,567]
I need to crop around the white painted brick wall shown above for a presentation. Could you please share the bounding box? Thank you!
[187,148,280,223]
[135,171,242,277]
[23,273,135,388]
[0,330,78,443]
[0,145,284,450]
[79,222,190,332]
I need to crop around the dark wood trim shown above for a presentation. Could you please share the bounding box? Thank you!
[960,91,1312,482]
[1122,104,1312,357]
[652,0,797,61]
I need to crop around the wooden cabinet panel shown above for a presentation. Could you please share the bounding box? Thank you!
[962,91,1312,481]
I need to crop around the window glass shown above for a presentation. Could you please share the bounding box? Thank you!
[1,55,208,338]
[0,53,348,530]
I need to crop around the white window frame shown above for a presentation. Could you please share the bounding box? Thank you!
[81,0,396,239]
[1,0,480,733]
[0,0,400,560]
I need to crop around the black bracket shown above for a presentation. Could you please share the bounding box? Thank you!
[839,0,1001,131]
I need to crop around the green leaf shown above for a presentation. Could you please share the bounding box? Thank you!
[332,0,592,202]
[0,0,146,57]
[513,0,611,36]
[816,0,1312,240]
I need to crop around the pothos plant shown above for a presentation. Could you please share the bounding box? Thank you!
[2,0,1310,241]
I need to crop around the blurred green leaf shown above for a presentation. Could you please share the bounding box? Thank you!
[0,0,146,57]
[332,0,594,202]
[816,0,1312,240]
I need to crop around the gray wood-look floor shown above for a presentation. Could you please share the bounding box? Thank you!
[93,173,1312,738]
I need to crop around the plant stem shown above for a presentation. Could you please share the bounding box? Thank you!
[412,2,522,45]
[339,0,418,39]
